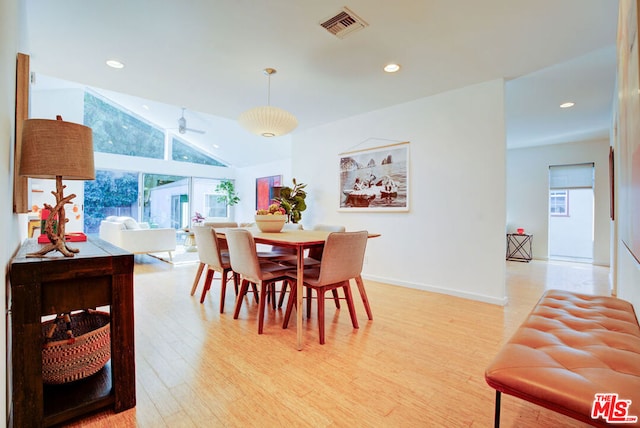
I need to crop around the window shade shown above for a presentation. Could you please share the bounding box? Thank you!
[548,163,594,189]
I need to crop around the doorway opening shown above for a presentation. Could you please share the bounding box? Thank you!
[548,163,595,263]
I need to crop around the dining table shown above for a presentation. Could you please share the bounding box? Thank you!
[216,227,379,350]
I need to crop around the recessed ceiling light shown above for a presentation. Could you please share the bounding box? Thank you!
[384,63,401,73]
[106,59,124,69]
[142,104,149,110]
[560,102,575,108]
[212,144,220,149]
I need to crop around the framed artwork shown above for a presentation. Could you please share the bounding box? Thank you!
[14,53,30,213]
[339,141,409,212]
[256,175,282,210]
[609,146,615,221]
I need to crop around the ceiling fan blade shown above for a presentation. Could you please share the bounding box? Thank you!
[186,128,206,134]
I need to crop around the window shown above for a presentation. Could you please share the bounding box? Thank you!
[203,193,228,218]
[84,92,165,159]
[84,170,140,233]
[171,138,227,167]
[550,190,568,216]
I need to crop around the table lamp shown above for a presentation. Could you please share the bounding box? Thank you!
[19,116,95,257]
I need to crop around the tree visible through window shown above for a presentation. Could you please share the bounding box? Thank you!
[84,92,165,159]
[172,138,227,167]
[84,170,139,233]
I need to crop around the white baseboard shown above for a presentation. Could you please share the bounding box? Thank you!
[360,274,509,306]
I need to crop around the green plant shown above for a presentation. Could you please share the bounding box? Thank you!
[275,178,307,223]
[215,179,240,206]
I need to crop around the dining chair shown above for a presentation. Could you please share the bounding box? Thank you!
[191,221,238,295]
[225,228,292,334]
[277,224,346,313]
[256,222,303,261]
[191,225,239,312]
[283,230,368,344]
[305,224,373,320]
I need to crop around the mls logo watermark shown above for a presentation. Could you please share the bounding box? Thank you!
[591,393,638,424]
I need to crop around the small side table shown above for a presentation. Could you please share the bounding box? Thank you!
[506,233,533,262]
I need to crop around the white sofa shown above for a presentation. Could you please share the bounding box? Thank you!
[99,216,176,260]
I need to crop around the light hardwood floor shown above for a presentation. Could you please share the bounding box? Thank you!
[67,257,610,427]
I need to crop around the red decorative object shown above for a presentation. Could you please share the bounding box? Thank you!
[517,228,525,234]
[38,232,87,244]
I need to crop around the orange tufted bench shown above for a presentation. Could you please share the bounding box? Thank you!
[485,289,640,427]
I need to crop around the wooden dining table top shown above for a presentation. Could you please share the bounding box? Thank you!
[216,227,380,247]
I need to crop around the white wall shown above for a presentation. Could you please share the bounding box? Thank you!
[291,79,508,305]
[2,0,23,423]
[507,139,610,265]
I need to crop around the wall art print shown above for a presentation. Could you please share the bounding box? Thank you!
[339,141,409,212]
[256,175,282,210]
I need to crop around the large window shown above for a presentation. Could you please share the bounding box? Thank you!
[84,92,165,159]
[81,90,232,235]
[172,138,227,167]
[193,177,228,219]
[84,170,139,233]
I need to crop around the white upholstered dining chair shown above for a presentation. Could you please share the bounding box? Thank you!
[225,228,292,334]
[191,225,239,312]
[277,224,346,313]
[283,230,368,344]
[190,222,238,296]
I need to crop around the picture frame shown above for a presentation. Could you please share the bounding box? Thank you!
[256,175,282,210]
[14,53,30,213]
[609,146,615,221]
[338,141,409,212]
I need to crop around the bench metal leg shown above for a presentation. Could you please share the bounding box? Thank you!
[494,390,501,428]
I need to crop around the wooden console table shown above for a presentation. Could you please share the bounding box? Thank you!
[8,238,136,427]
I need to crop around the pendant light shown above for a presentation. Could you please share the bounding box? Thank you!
[238,68,298,137]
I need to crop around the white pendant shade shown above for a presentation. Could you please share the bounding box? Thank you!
[238,67,297,137]
[238,105,298,137]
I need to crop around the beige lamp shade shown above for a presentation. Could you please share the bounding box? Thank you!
[19,118,95,180]
[238,105,298,137]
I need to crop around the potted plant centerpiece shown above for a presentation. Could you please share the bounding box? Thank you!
[255,203,287,232]
[274,178,307,224]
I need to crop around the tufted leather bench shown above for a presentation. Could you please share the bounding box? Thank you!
[485,289,640,427]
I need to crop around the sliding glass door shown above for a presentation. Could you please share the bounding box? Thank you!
[84,171,229,234]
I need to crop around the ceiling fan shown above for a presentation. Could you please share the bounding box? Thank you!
[177,108,206,134]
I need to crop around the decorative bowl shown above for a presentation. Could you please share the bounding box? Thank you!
[255,214,287,233]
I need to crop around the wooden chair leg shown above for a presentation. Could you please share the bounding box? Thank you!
[200,269,215,304]
[283,285,297,328]
[233,272,240,295]
[306,287,312,319]
[317,288,327,344]
[257,281,268,334]
[343,282,359,329]
[190,262,206,295]
[233,279,250,319]
[278,281,288,308]
[270,282,277,310]
[251,283,259,303]
[331,289,341,309]
[354,275,373,320]
[219,269,231,313]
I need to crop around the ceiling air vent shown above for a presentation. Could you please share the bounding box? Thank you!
[320,7,368,39]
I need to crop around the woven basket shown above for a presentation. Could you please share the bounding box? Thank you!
[41,310,111,384]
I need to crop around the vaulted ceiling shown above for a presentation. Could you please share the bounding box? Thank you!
[24,0,619,166]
